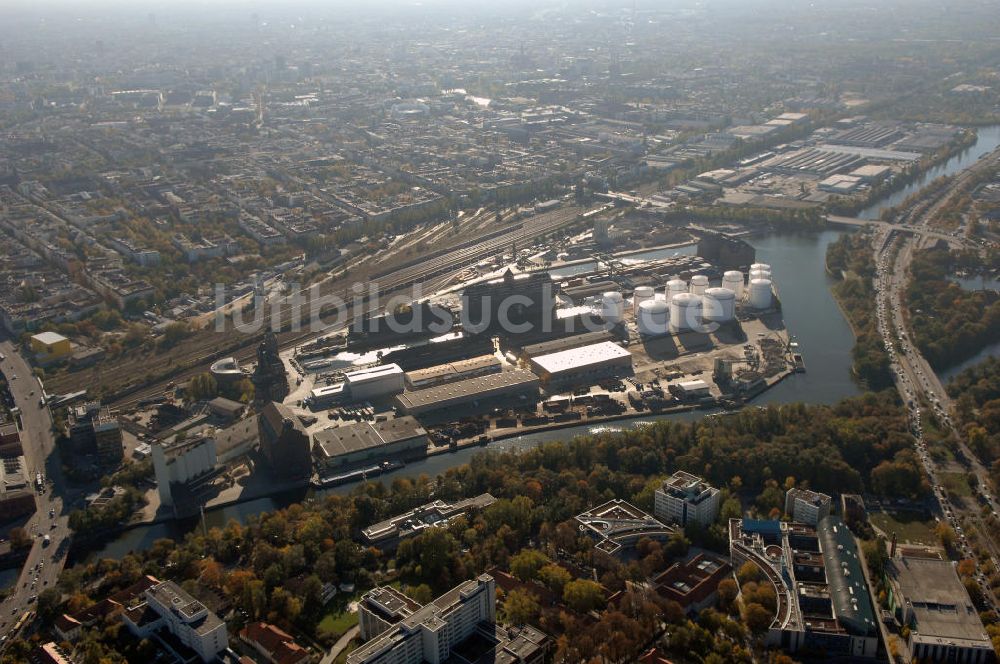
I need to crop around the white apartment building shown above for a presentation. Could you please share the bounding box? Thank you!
[784,488,832,526]
[122,580,228,663]
[654,471,720,528]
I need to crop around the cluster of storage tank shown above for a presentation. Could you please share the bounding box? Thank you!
[747,263,773,310]
[614,264,775,336]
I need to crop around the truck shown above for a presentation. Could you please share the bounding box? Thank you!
[42,535,50,547]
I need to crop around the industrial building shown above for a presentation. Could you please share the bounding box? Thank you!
[763,148,863,177]
[349,574,548,664]
[380,332,494,371]
[519,330,616,359]
[785,488,832,526]
[347,302,454,349]
[461,268,557,334]
[308,383,346,409]
[313,416,429,473]
[575,499,676,562]
[404,355,501,389]
[695,231,756,269]
[654,471,720,528]
[122,580,228,663]
[885,556,994,664]
[668,380,712,401]
[395,370,540,416]
[29,331,72,362]
[528,341,632,385]
[362,493,497,548]
[151,434,218,510]
[344,364,406,401]
[729,517,878,659]
[259,402,312,480]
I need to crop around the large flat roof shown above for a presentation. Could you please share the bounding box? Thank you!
[530,341,631,376]
[31,331,68,345]
[345,364,403,384]
[314,416,427,458]
[395,370,539,412]
[891,556,991,647]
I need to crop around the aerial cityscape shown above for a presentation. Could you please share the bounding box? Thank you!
[1,0,1000,662]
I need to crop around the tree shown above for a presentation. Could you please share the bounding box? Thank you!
[36,588,63,623]
[538,563,572,595]
[510,549,549,582]
[936,522,957,549]
[408,584,433,605]
[717,578,738,610]
[188,373,218,401]
[503,588,540,625]
[160,322,191,348]
[737,561,764,585]
[744,602,773,632]
[563,579,605,613]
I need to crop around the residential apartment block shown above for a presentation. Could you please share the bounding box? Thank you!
[654,471,720,528]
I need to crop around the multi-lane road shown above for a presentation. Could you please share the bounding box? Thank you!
[0,341,71,642]
[869,147,1000,610]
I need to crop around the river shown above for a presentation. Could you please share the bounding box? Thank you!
[856,125,1000,220]
[83,126,1000,560]
[83,229,864,559]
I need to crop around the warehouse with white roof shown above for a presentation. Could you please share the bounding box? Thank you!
[528,341,633,385]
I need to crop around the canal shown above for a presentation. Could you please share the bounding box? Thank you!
[84,125,1000,560]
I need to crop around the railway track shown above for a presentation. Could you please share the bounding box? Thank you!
[109,205,590,409]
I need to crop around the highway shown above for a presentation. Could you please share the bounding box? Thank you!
[0,341,72,642]
[869,145,1000,611]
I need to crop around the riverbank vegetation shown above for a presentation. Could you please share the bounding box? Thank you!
[18,392,923,663]
[826,233,894,390]
[906,247,1000,369]
[948,357,1000,484]
[826,129,977,217]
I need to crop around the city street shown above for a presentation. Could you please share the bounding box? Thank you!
[0,340,71,641]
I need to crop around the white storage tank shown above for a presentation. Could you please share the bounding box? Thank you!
[750,263,771,273]
[749,268,771,283]
[722,270,744,299]
[637,299,670,336]
[602,291,625,324]
[689,274,709,296]
[632,285,655,315]
[748,278,773,310]
[670,292,702,332]
[702,287,736,323]
[666,279,687,300]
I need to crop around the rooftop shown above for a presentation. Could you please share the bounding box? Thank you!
[314,416,427,458]
[31,331,68,346]
[530,341,631,375]
[889,556,991,648]
[395,370,539,412]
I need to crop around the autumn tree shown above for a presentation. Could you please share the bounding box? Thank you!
[502,588,540,625]
[563,579,605,613]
